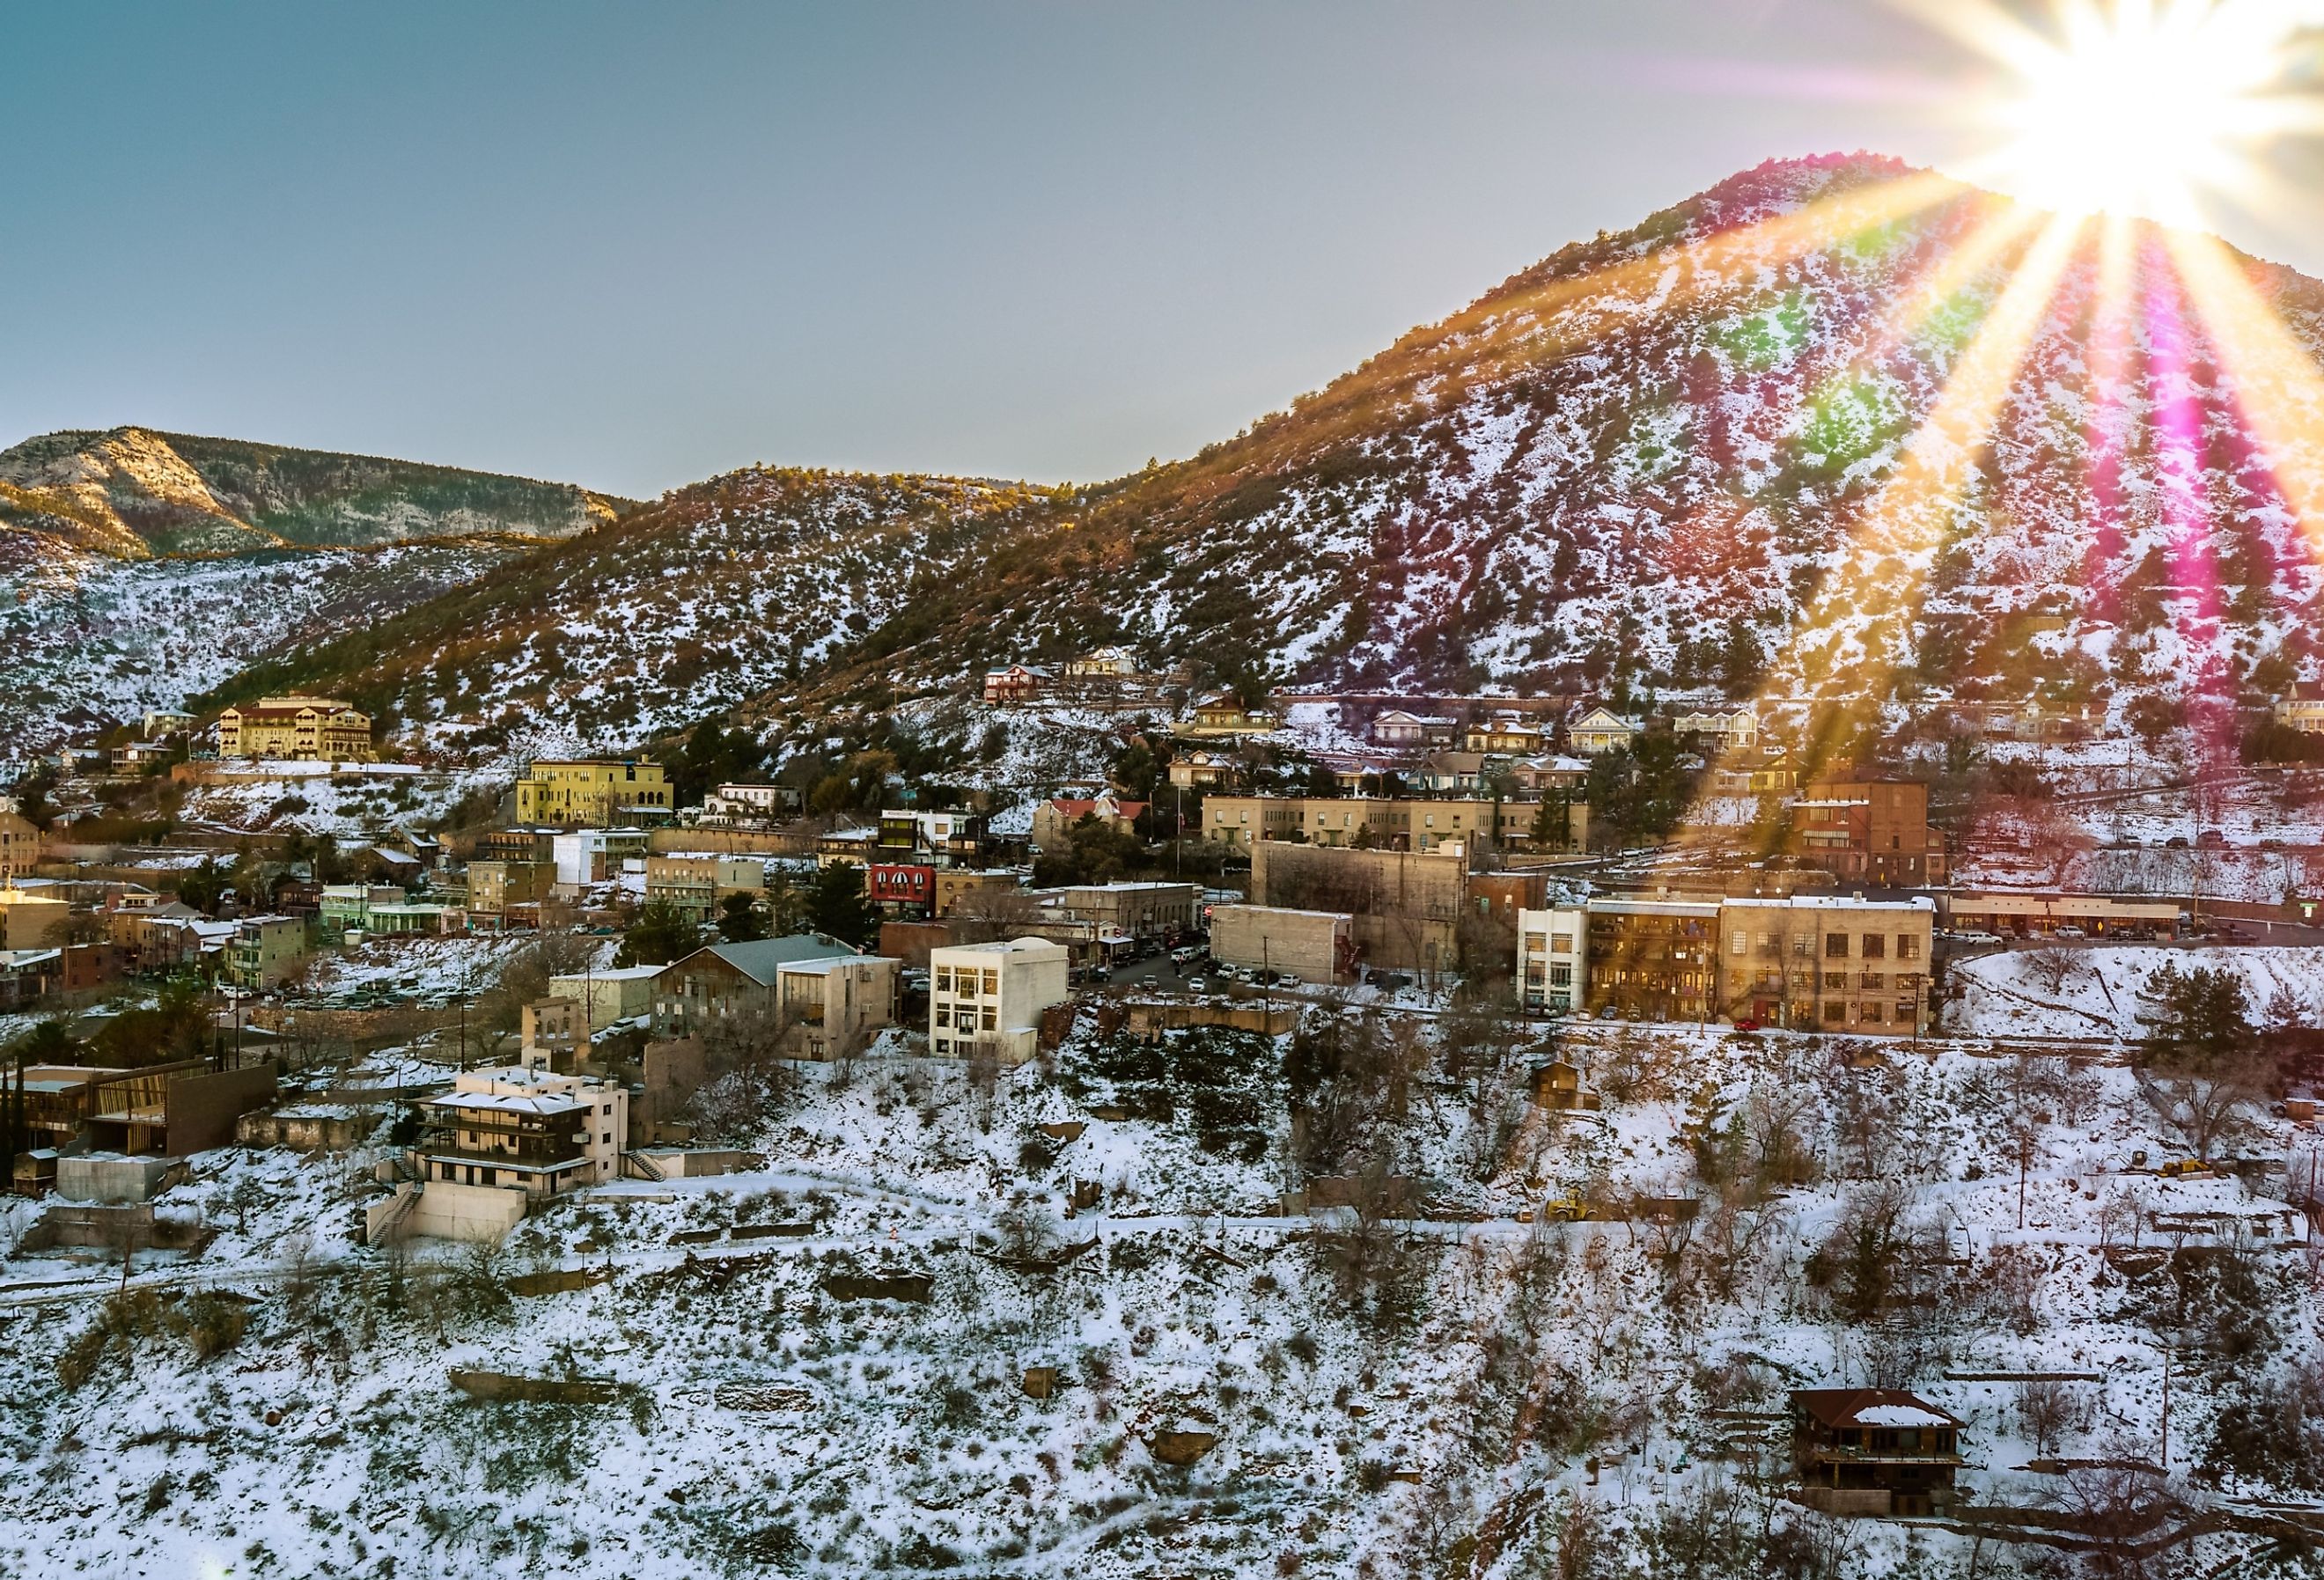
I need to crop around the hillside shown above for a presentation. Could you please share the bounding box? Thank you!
[202,467,1070,762]
[0,426,630,560]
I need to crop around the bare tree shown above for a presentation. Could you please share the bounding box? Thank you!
[2017,1378,2085,1459]
[2142,1055,2265,1161]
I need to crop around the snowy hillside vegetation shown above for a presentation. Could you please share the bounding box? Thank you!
[6,1007,2322,1577]
[1949,944,2324,1042]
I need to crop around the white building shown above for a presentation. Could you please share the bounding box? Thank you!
[1673,707,1758,752]
[1516,904,1590,1012]
[550,828,651,888]
[700,783,800,825]
[415,1065,629,1197]
[928,937,1071,1064]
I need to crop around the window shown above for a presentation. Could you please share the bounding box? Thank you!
[1825,932,1849,959]
[1823,1001,1846,1022]
[1549,964,1572,988]
[981,1007,997,1031]
[1859,1001,1883,1021]
[1794,935,1812,957]
[1730,933,1747,956]
[983,970,999,994]
[1861,933,1886,959]
[1897,934,1921,961]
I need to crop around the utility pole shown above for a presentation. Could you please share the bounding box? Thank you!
[2159,1341,2171,1472]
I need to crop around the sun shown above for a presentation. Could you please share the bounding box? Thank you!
[1929,0,2323,225]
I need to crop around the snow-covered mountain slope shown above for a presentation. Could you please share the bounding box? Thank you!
[207,467,1067,763]
[0,427,629,559]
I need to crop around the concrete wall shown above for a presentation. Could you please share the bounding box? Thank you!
[165,1064,280,1155]
[55,1155,187,1203]
[407,1179,528,1245]
[1209,905,1350,982]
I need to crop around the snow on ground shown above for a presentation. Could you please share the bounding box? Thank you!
[1,1005,2316,1576]
[1946,943,2324,1041]
[293,933,551,1006]
[178,765,488,841]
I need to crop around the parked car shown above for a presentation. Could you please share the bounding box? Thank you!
[1186,977,1209,994]
[2054,926,2086,939]
[1730,1018,1761,1034]
[2165,835,2190,849]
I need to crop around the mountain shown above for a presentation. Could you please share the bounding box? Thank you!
[105,155,2324,763]
[0,426,629,560]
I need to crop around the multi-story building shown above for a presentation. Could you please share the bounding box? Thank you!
[464,858,554,916]
[415,1066,629,1197]
[1210,905,1353,983]
[865,863,936,915]
[0,809,39,884]
[651,935,898,1059]
[1516,904,1590,1012]
[982,664,1052,705]
[700,782,801,824]
[548,964,666,1032]
[1718,895,1936,1033]
[1786,774,1946,887]
[935,869,1022,917]
[2276,683,2324,735]
[550,828,651,887]
[215,696,376,761]
[0,883,71,950]
[927,937,1071,1063]
[226,915,309,991]
[514,760,673,827]
[1569,707,1642,755]
[1200,794,1586,855]
[318,884,408,937]
[644,854,765,922]
[1673,707,1759,753]
[878,809,989,865]
[1582,898,1722,1023]
[1048,881,1200,940]
[1030,794,1144,849]
[1250,842,1467,976]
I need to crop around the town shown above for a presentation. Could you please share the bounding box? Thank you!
[5,652,2324,1574]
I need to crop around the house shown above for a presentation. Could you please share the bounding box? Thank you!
[1461,714,1548,755]
[0,882,70,950]
[318,883,408,937]
[2277,682,2324,735]
[1516,905,1590,1012]
[416,1066,629,1197]
[0,949,63,1010]
[1673,707,1759,752]
[1061,647,1137,680]
[216,695,376,761]
[1529,1059,1601,1111]
[0,810,40,883]
[815,827,880,868]
[1369,709,1460,748]
[1786,773,1946,886]
[927,937,1071,1062]
[982,664,1053,705]
[548,964,666,1032]
[1167,750,1234,790]
[1208,905,1353,983]
[1569,707,1641,755]
[110,740,173,775]
[644,854,765,923]
[651,935,899,1059]
[225,915,309,992]
[142,709,197,738]
[1032,792,1146,849]
[877,810,988,864]
[514,760,672,827]
[1509,755,1589,795]
[1411,752,1489,796]
[1790,1389,1964,1517]
[700,782,801,825]
[78,1061,279,1156]
[1179,694,1277,738]
[1710,751,1798,797]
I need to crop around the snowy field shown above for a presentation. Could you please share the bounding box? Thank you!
[1946,944,2324,1041]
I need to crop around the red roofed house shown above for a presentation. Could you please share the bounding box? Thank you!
[1031,791,1147,849]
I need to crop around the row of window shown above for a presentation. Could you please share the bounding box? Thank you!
[933,968,1002,995]
[1729,930,1922,960]
[936,1006,999,1032]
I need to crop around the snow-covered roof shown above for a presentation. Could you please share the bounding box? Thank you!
[1792,1389,1962,1430]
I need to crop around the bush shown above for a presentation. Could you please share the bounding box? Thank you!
[55,1325,109,1390]
[184,1293,250,1361]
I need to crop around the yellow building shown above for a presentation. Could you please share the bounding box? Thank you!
[216,696,375,761]
[0,810,40,883]
[514,760,673,827]
[0,883,70,950]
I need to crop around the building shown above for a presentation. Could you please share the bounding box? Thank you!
[416,1066,629,1197]
[1787,774,1946,886]
[550,828,651,887]
[142,709,197,738]
[1671,707,1759,753]
[1516,905,1591,1013]
[317,884,408,937]
[1718,896,1935,1033]
[1368,709,1459,748]
[0,883,70,950]
[462,859,549,917]
[110,740,173,775]
[548,964,666,1032]
[2276,683,2324,735]
[1942,892,2181,939]
[1048,881,1200,939]
[1583,898,1721,1023]
[1061,646,1137,680]
[1166,750,1235,790]
[215,696,376,761]
[1179,694,1277,738]
[644,854,765,922]
[815,827,880,867]
[1462,715,1548,755]
[877,810,988,865]
[514,760,673,827]
[1568,708,1641,755]
[1790,1390,1964,1518]
[935,869,1022,917]
[0,812,42,883]
[1250,842,1466,976]
[865,863,936,915]
[928,937,1071,1063]
[982,664,1052,705]
[226,915,309,992]
[518,997,588,1073]
[1032,792,1147,849]
[1209,905,1352,984]
[651,935,898,1059]
[1200,794,1586,856]
[77,1061,278,1156]
[700,782,801,824]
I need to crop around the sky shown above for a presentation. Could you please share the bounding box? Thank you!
[5,0,2321,500]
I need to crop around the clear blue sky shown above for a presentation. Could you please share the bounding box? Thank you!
[4,1,2317,499]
